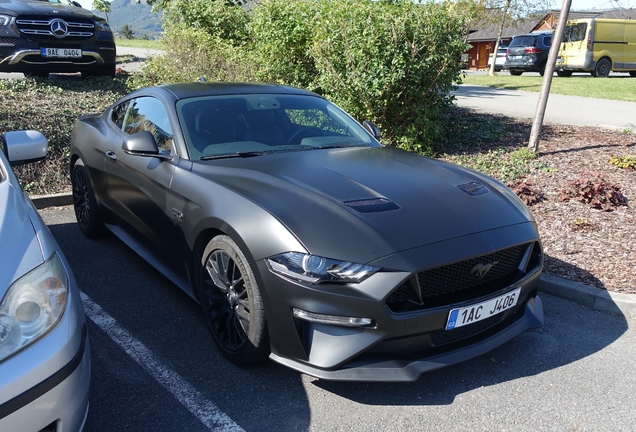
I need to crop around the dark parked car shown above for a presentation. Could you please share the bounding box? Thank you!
[506,31,553,76]
[0,0,115,78]
[69,82,544,382]
[0,130,90,431]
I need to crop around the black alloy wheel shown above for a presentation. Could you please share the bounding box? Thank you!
[71,159,104,237]
[199,236,269,365]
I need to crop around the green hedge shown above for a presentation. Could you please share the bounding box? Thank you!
[136,0,470,154]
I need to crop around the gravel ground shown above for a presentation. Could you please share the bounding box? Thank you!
[508,124,635,294]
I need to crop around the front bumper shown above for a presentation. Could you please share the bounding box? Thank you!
[257,224,544,382]
[272,296,543,382]
[0,290,90,432]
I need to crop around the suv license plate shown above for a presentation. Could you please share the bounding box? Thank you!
[445,288,521,330]
[41,48,82,58]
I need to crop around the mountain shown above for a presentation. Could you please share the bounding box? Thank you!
[93,0,163,40]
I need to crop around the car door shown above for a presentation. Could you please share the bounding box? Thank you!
[104,95,186,273]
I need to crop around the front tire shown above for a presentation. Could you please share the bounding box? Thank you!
[593,58,611,77]
[71,159,105,238]
[198,235,270,365]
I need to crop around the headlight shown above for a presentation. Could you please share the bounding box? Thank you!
[95,20,111,32]
[0,253,69,362]
[266,252,379,284]
[0,14,11,26]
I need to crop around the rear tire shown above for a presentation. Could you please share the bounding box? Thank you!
[593,58,611,77]
[629,71,636,77]
[71,159,105,238]
[197,235,270,365]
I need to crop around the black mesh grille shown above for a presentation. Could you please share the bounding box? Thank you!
[386,242,541,313]
[0,37,19,45]
[418,244,527,299]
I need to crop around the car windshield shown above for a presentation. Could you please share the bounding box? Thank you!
[176,94,377,160]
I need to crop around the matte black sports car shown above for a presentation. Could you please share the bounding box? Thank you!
[69,82,544,382]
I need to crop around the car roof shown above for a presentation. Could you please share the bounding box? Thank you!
[153,82,320,101]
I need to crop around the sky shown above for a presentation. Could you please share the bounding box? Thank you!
[73,0,634,13]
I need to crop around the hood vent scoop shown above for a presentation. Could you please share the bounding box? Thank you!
[344,198,400,213]
[457,182,488,196]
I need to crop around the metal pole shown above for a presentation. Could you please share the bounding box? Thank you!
[528,0,572,151]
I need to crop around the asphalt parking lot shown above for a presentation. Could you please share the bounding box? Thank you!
[39,206,636,431]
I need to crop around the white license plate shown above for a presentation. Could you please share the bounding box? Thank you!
[41,48,82,58]
[510,55,522,60]
[445,288,521,330]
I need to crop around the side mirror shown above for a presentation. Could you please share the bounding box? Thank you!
[122,131,171,160]
[72,1,82,7]
[362,120,381,140]
[2,130,48,167]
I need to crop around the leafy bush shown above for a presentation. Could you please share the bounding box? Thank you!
[506,179,544,206]
[309,0,469,153]
[0,78,127,194]
[129,26,255,90]
[249,0,319,89]
[609,154,636,170]
[143,0,470,153]
[559,171,628,212]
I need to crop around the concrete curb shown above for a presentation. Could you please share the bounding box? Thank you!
[30,193,636,318]
[30,192,73,209]
[539,273,636,318]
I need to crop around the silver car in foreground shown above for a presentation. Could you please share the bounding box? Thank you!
[0,131,90,432]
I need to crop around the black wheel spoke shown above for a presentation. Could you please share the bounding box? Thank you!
[201,248,251,353]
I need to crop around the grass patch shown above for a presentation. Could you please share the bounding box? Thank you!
[115,38,165,50]
[460,73,636,102]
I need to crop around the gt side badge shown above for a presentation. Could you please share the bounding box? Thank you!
[172,208,184,221]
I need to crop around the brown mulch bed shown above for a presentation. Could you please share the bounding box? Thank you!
[453,120,636,294]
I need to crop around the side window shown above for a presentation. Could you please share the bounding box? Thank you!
[123,97,174,152]
[544,35,553,47]
[111,100,130,129]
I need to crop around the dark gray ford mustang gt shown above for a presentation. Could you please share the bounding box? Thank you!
[69,82,544,382]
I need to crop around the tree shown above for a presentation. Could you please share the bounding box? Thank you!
[121,24,134,39]
[92,0,111,24]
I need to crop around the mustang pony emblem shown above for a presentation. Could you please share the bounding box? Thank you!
[471,261,499,278]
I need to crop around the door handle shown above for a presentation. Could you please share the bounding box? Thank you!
[105,150,117,160]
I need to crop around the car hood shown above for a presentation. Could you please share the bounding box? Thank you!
[0,0,94,18]
[192,146,535,264]
[0,177,44,298]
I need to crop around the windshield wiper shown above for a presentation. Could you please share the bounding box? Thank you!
[200,151,265,161]
[313,143,365,150]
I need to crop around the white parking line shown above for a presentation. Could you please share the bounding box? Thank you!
[80,291,245,432]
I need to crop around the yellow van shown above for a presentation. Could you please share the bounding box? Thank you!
[555,18,636,77]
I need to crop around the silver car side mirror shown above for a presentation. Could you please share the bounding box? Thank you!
[2,130,48,167]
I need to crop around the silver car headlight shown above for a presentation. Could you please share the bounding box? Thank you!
[267,252,379,284]
[0,15,11,26]
[0,252,69,362]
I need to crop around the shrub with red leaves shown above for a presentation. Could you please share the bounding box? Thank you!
[507,179,545,206]
[559,171,628,212]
